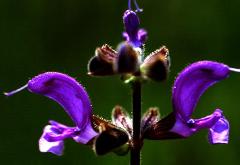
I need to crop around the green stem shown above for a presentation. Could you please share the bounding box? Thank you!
[130,81,141,165]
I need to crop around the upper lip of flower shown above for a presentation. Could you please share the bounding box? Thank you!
[6,72,99,155]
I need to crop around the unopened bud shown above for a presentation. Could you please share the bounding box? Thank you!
[141,107,160,133]
[93,127,129,155]
[88,44,117,76]
[112,105,132,135]
[115,42,140,74]
[141,46,170,81]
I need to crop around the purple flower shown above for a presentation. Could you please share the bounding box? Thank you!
[144,61,233,144]
[5,72,98,155]
[123,10,147,48]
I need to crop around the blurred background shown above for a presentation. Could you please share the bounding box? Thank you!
[1,0,240,164]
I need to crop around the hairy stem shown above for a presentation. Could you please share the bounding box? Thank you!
[130,81,142,165]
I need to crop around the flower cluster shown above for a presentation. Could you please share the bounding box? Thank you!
[4,0,240,161]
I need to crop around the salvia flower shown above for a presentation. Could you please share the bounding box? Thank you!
[5,72,99,155]
[144,61,240,144]
[5,72,135,156]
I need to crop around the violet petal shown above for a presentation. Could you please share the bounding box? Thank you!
[172,61,230,122]
[27,72,92,130]
[138,29,147,44]
[170,109,229,144]
[39,124,73,156]
[73,123,98,144]
[208,116,229,144]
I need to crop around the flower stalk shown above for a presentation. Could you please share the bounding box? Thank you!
[131,80,142,165]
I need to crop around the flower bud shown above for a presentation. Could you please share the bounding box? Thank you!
[112,105,132,135]
[141,107,160,133]
[91,115,129,155]
[115,42,140,74]
[141,46,170,81]
[88,44,117,76]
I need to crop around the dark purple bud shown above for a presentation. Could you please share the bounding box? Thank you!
[93,127,129,156]
[112,105,132,136]
[123,10,147,47]
[88,44,117,76]
[115,42,140,74]
[141,46,170,81]
[123,10,140,35]
[91,115,129,155]
[141,107,160,133]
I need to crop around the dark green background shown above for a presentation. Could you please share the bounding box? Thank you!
[1,0,240,164]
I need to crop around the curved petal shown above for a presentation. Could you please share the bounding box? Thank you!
[27,72,92,130]
[39,124,74,156]
[172,61,230,121]
[39,136,64,156]
[208,116,229,144]
[73,123,99,144]
[170,109,229,144]
[39,120,99,155]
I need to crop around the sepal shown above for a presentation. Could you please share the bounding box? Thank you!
[88,44,117,76]
[112,105,133,135]
[141,107,160,133]
[91,115,129,155]
[115,42,140,74]
[141,46,170,81]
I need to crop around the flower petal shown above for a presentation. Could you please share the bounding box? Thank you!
[39,136,64,156]
[170,109,229,144]
[39,124,75,156]
[73,123,99,144]
[138,29,147,44]
[27,72,92,130]
[172,61,230,121]
[208,116,229,144]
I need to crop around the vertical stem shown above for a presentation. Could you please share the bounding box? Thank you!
[130,81,141,165]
